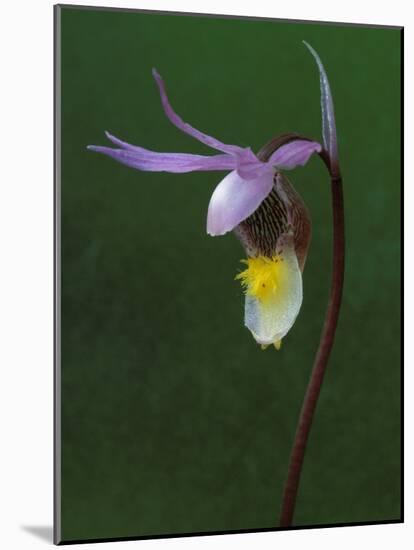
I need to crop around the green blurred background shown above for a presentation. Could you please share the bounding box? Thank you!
[58,5,401,542]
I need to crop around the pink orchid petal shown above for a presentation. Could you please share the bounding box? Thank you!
[104,131,265,177]
[236,147,270,180]
[207,169,275,236]
[88,134,236,173]
[92,74,267,180]
[103,130,160,153]
[303,41,338,164]
[268,139,321,170]
[152,68,243,156]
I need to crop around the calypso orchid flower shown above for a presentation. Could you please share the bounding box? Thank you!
[90,43,344,528]
[88,57,323,350]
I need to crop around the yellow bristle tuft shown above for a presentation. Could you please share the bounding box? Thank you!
[235,255,288,303]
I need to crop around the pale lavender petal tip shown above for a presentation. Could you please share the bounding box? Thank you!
[268,139,322,170]
[151,68,242,156]
[235,147,271,180]
[303,41,338,163]
[207,170,274,236]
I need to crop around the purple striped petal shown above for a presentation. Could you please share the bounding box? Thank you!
[303,42,338,164]
[207,169,275,236]
[268,139,321,170]
[87,136,236,173]
[152,68,243,156]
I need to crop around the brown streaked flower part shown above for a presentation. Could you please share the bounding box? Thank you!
[232,133,313,348]
[235,134,312,273]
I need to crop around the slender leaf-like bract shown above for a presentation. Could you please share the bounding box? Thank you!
[303,41,339,171]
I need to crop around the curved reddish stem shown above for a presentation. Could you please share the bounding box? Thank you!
[279,152,345,527]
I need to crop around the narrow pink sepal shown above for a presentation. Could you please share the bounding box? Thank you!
[268,139,321,170]
[87,132,237,173]
[152,68,243,156]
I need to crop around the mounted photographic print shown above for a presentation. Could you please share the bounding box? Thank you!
[54,4,403,545]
